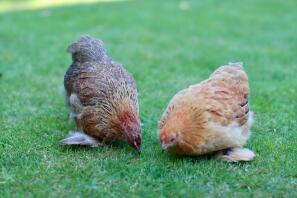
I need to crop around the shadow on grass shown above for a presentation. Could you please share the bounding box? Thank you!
[165,152,214,162]
[164,151,253,165]
[59,140,138,154]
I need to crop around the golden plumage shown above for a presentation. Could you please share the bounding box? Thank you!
[159,63,255,162]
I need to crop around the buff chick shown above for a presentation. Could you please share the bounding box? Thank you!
[159,63,255,162]
[61,36,141,153]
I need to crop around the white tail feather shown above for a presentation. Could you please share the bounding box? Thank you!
[60,131,101,147]
[217,148,255,162]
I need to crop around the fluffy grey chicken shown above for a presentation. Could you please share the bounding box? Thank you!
[61,36,141,153]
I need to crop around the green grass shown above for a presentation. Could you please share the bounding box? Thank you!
[1,0,297,197]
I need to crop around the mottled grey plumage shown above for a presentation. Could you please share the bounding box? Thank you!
[62,36,141,152]
[67,36,107,63]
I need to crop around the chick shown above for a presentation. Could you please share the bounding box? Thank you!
[159,63,254,162]
[61,36,141,153]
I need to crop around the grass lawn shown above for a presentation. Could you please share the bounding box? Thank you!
[1,0,297,197]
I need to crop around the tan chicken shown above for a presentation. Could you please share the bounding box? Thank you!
[159,63,255,162]
[61,36,141,153]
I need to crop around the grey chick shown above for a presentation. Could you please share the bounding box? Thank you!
[61,36,141,153]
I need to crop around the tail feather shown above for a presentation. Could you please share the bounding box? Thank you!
[217,148,255,162]
[60,131,101,147]
[210,62,249,96]
[68,36,107,63]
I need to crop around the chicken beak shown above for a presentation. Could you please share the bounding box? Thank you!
[127,139,141,155]
[121,121,141,155]
[137,147,141,155]
[161,144,168,153]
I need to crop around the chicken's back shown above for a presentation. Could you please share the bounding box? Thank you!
[173,62,250,126]
[64,36,136,103]
[209,62,249,97]
[67,60,137,107]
